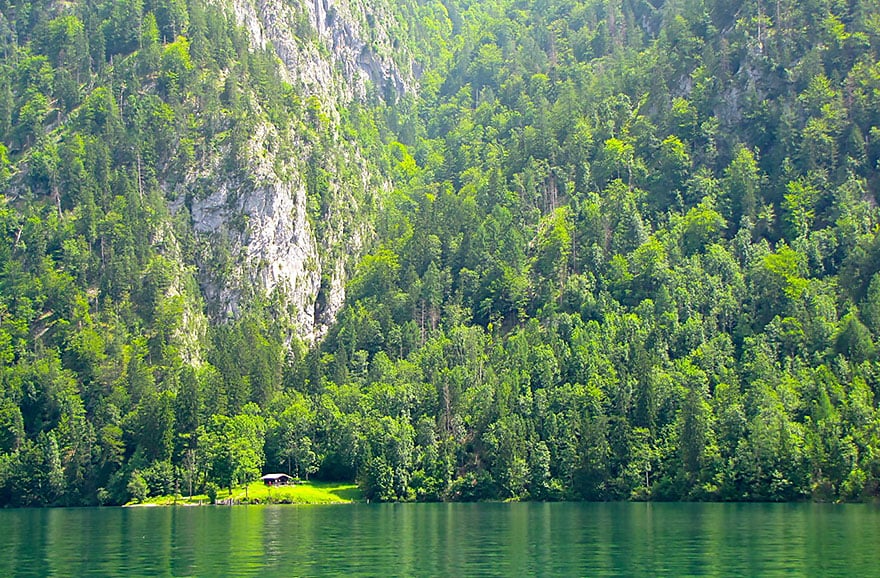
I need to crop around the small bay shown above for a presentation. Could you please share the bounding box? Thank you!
[1,502,878,577]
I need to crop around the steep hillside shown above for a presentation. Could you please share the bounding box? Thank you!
[0,0,415,505]
[4,0,880,506]
[310,0,880,503]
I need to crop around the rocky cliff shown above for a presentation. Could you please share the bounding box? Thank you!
[187,0,414,342]
[233,0,414,101]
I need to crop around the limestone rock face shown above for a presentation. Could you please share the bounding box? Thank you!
[231,0,412,101]
[189,122,321,338]
[186,0,408,342]
[305,0,411,99]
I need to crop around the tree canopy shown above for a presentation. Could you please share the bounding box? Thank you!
[2,0,880,505]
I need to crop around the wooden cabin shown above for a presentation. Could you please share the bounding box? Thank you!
[260,473,293,486]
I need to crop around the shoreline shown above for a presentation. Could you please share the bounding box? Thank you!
[123,480,362,507]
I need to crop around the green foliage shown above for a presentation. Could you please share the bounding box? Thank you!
[126,470,149,503]
[2,0,880,508]
[204,481,218,504]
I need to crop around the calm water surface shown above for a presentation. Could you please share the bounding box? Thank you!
[1,502,878,576]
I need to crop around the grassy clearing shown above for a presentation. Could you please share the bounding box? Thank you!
[129,493,211,506]
[125,481,361,506]
[229,481,361,504]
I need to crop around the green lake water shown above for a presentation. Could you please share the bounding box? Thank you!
[1,502,878,576]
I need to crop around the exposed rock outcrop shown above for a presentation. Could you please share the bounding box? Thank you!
[189,122,321,338]
[186,0,409,342]
[231,0,412,101]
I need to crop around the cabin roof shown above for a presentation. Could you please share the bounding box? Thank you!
[260,473,293,481]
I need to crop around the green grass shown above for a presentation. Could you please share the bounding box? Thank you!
[126,480,361,506]
[229,481,361,504]
[129,494,209,506]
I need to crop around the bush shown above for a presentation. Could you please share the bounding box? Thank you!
[127,472,148,503]
[141,460,175,496]
[205,482,219,504]
[96,487,112,506]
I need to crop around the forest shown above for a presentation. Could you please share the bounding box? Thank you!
[3,0,880,506]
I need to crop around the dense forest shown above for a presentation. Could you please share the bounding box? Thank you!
[3,0,880,506]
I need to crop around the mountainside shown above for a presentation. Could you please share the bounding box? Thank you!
[3,0,880,506]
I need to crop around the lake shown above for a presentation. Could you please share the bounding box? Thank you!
[1,502,878,576]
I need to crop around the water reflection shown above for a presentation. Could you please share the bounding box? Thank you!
[1,502,879,576]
